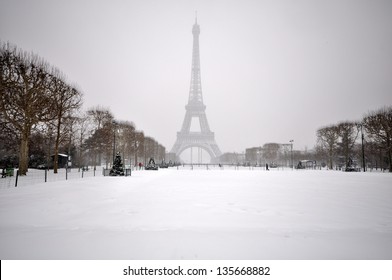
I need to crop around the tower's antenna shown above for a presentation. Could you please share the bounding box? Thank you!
[195,11,197,24]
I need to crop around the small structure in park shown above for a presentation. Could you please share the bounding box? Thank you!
[145,158,158,170]
[51,153,69,168]
[109,152,125,176]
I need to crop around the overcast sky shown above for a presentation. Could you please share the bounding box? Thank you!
[1,0,391,155]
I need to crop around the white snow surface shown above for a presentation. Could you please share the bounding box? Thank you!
[0,169,391,260]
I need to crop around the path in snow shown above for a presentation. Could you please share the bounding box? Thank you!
[0,169,391,259]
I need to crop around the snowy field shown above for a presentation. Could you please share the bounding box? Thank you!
[0,168,391,260]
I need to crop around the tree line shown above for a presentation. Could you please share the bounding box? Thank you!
[316,106,392,172]
[82,106,166,169]
[232,108,391,172]
[0,42,165,175]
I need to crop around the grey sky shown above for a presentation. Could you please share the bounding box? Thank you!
[1,0,391,154]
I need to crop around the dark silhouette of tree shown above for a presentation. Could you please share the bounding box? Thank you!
[73,112,92,169]
[0,109,18,167]
[316,125,339,169]
[116,121,136,166]
[83,124,112,167]
[87,106,113,130]
[364,140,384,171]
[28,131,47,168]
[0,43,56,175]
[144,136,157,164]
[134,131,144,166]
[1,43,167,174]
[1,43,83,174]
[87,106,113,167]
[336,121,360,166]
[50,75,82,173]
[363,106,392,172]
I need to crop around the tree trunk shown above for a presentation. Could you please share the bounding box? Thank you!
[92,151,96,170]
[387,136,392,172]
[53,145,59,173]
[134,151,138,168]
[18,132,30,175]
[328,148,333,169]
[53,118,62,174]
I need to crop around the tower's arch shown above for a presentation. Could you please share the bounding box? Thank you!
[177,143,216,163]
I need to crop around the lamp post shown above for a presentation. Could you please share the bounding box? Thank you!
[289,140,294,170]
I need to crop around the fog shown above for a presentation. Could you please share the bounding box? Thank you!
[1,0,391,154]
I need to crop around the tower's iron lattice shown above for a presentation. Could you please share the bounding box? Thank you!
[170,17,222,162]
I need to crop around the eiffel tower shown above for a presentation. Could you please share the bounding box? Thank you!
[170,17,222,162]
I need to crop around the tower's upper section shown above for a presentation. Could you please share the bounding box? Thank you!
[192,17,200,36]
[188,16,203,106]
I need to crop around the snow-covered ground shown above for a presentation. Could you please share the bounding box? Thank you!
[0,168,391,260]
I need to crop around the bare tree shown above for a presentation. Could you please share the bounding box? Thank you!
[316,125,340,169]
[363,106,392,172]
[73,112,93,169]
[103,121,116,167]
[0,43,56,175]
[336,121,360,166]
[87,106,113,166]
[363,140,382,170]
[50,71,83,173]
[134,131,144,166]
[87,106,113,130]
[143,136,155,165]
[116,121,136,167]
[0,109,19,167]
